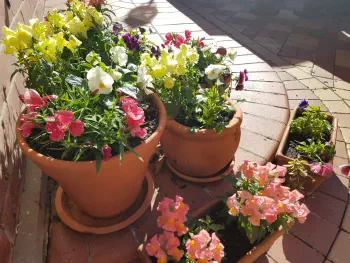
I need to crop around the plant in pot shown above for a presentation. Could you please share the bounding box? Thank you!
[141,30,245,183]
[276,99,338,195]
[138,161,310,263]
[3,0,166,233]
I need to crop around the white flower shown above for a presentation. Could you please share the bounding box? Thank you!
[229,49,237,61]
[87,66,114,94]
[137,66,153,89]
[110,69,122,81]
[110,46,128,66]
[205,65,226,80]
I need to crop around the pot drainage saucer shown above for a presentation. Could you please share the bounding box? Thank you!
[166,159,234,183]
[55,171,154,234]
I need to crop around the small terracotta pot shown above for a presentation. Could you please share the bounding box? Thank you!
[137,199,294,263]
[160,105,242,179]
[275,108,338,195]
[16,94,167,218]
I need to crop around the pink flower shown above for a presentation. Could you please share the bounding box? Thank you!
[88,0,104,6]
[238,190,253,202]
[175,195,189,219]
[339,164,350,177]
[291,203,310,224]
[167,247,184,262]
[311,162,333,177]
[101,145,112,159]
[185,30,191,39]
[130,126,147,138]
[20,89,56,112]
[263,207,278,223]
[45,110,84,141]
[186,230,211,260]
[120,97,145,127]
[239,160,256,179]
[146,235,162,257]
[235,70,248,91]
[20,119,40,137]
[227,193,240,216]
[175,34,185,47]
[289,190,304,203]
[209,233,225,262]
[159,231,180,251]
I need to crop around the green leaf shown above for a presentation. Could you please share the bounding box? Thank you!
[118,83,142,100]
[164,102,180,118]
[96,152,102,173]
[66,74,83,87]
[119,144,124,163]
[209,224,225,231]
[221,175,238,185]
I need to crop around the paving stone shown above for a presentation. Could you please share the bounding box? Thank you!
[335,49,350,68]
[291,213,338,256]
[316,77,334,87]
[233,12,257,21]
[284,80,307,90]
[299,78,324,89]
[285,33,319,50]
[312,65,334,79]
[297,18,325,30]
[266,23,294,33]
[216,40,242,48]
[87,228,139,263]
[337,128,345,142]
[288,99,327,111]
[342,205,350,233]
[334,89,350,100]
[244,72,281,82]
[329,231,350,263]
[243,81,286,94]
[335,140,350,158]
[298,66,314,75]
[219,3,244,12]
[333,156,350,176]
[255,254,278,263]
[319,175,349,202]
[333,114,350,128]
[305,191,347,226]
[280,57,314,68]
[47,223,89,263]
[323,101,350,114]
[334,80,350,91]
[232,90,288,108]
[267,234,325,263]
[234,47,253,56]
[241,113,286,141]
[239,102,290,124]
[277,72,295,81]
[233,54,264,64]
[314,89,341,101]
[239,129,279,160]
[287,89,318,100]
[341,128,350,144]
[230,63,273,73]
[346,100,350,108]
[285,67,312,79]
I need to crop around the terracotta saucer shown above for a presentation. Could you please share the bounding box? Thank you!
[166,159,235,183]
[55,171,154,234]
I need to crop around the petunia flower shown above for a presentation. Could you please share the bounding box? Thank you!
[101,145,112,160]
[130,126,147,138]
[19,89,57,112]
[339,164,350,177]
[87,66,114,94]
[19,113,40,137]
[298,99,309,109]
[310,162,333,177]
[110,46,128,66]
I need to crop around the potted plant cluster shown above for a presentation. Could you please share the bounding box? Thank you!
[142,30,245,182]
[276,99,338,194]
[3,0,167,229]
[138,161,310,263]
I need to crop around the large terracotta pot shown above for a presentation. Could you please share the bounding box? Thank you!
[137,199,293,263]
[160,105,242,178]
[275,108,338,195]
[16,94,166,218]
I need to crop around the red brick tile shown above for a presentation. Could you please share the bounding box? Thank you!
[255,254,278,262]
[333,156,349,176]
[342,204,350,233]
[230,63,273,73]
[267,234,324,263]
[232,90,288,108]
[291,213,338,255]
[47,222,89,263]
[329,231,350,263]
[86,228,139,263]
[305,191,347,226]
[319,175,349,202]
[278,46,298,58]
[245,72,281,82]
[0,191,16,243]
[0,230,11,263]
[243,81,286,94]
[334,66,350,83]
[287,89,318,100]
[239,102,290,124]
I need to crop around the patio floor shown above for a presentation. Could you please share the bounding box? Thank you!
[41,0,350,262]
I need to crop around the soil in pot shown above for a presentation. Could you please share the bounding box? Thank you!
[26,97,159,161]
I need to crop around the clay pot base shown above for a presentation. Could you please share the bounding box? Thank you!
[166,159,235,183]
[55,171,154,234]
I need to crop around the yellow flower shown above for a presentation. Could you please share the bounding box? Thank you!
[175,51,186,66]
[71,0,87,16]
[179,44,189,54]
[2,26,20,54]
[165,59,178,74]
[66,16,88,37]
[151,65,166,78]
[36,38,57,61]
[141,53,158,67]
[53,32,67,52]
[16,24,32,47]
[64,11,74,23]
[175,65,186,76]
[47,9,65,28]
[30,19,53,41]
[67,35,82,52]
[187,48,199,64]
[164,77,175,89]
[87,7,104,25]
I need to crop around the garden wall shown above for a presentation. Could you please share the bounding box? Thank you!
[0,0,46,262]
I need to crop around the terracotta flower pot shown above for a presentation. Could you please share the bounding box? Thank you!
[275,108,338,195]
[16,94,167,218]
[137,199,294,263]
[160,105,242,180]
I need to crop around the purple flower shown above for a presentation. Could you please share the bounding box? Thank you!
[151,46,161,59]
[113,23,122,34]
[122,33,140,50]
[298,99,309,109]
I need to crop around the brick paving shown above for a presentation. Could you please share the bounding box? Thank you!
[43,0,350,262]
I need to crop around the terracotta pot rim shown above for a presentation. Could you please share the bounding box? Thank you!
[166,104,242,139]
[15,93,167,167]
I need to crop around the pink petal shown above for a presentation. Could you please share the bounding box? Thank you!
[339,165,350,177]
[69,120,84,137]
[49,128,66,141]
[55,110,74,126]
[42,94,57,103]
[20,121,40,137]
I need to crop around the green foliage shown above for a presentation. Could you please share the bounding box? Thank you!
[284,159,313,192]
[296,139,336,162]
[290,106,332,140]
